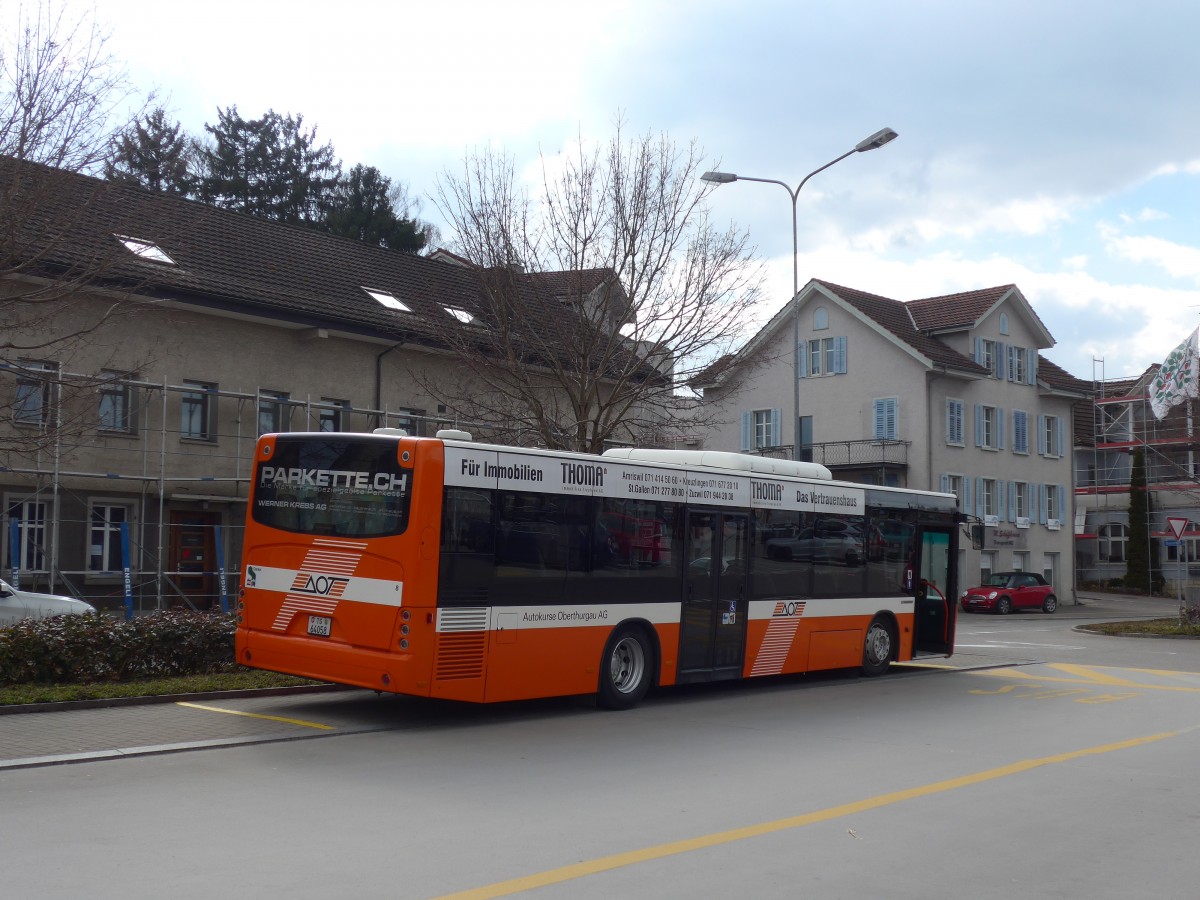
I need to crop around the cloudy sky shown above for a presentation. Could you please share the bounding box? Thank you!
[28,0,1200,380]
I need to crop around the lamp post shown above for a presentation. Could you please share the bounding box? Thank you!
[702,127,898,461]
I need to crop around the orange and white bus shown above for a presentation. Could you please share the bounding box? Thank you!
[235,430,959,709]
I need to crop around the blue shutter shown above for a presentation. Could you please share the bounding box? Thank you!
[1058,417,1067,456]
[1008,481,1017,522]
[1013,410,1027,454]
[963,476,973,513]
[1007,346,1015,382]
[997,480,1007,520]
[770,408,782,447]
[974,338,984,365]
[1037,415,1046,455]
[740,411,752,451]
[1057,486,1067,522]
[974,405,984,447]
[797,341,809,378]
[994,342,1006,379]
[975,477,985,518]
[833,336,848,374]
[1027,349,1037,385]
[1037,484,1047,524]
[940,474,950,493]
[997,407,1006,449]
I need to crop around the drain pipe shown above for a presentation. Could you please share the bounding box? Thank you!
[375,342,404,429]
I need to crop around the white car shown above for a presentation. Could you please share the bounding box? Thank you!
[0,578,95,625]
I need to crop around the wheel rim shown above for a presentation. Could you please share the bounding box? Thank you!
[865,622,891,667]
[609,636,646,694]
[998,598,1011,614]
[1045,596,1058,613]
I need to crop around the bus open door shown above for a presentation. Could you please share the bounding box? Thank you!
[909,524,956,657]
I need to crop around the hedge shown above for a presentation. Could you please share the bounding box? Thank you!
[0,610,238,685]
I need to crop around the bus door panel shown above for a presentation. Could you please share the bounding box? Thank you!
[912,525,955,656]
[679,510,750,682]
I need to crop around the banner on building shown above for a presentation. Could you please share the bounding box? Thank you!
[1149,327,1200,420]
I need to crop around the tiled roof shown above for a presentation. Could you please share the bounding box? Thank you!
[907,285,1014,330]
[1,155,619,351]
[813,280,989,375]
[1036,354,1091,394]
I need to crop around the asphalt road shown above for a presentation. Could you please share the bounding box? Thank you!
[3,592,1198,899]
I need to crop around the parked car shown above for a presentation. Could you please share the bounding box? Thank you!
[960,572,1058,614]
[765,524,863,566]
[0,578,96,625]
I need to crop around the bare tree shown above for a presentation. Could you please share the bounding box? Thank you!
[429,125,764,454]
[1,2,151,458]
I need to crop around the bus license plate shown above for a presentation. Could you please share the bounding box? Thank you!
[307,615,332,637]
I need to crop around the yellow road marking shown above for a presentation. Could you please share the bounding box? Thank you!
[175,701,336,731]
[971,664,1200,694]
[434,730,1180,900]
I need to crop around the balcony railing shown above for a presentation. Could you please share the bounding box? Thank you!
[751,439,910,469]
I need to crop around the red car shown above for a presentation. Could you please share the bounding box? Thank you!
[960,572,1058,614]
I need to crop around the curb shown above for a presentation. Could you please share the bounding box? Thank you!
[0,682,355,716]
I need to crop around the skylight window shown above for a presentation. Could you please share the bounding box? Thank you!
[445,307,474,324]
[363,287,411,312]
[116,234,175,265]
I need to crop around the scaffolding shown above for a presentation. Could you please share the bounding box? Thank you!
[0,370,493,613]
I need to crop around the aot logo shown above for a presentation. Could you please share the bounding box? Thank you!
[290,573,350,597]
[771,600,807,618]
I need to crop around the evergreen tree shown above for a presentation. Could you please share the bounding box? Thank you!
[1125,446,1152,591]
[105,107,194,193]
[195,106,340,224]
[324,164,427,252]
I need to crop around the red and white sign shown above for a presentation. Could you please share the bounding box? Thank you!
[1167,517,1188,541]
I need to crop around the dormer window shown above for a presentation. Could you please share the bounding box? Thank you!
[444,307,474,324]
[116,235,174,265]
[363,287,410,312]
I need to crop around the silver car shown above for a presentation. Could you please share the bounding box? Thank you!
[0,578,95,625]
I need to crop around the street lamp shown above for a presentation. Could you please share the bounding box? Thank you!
[701,127,898,461]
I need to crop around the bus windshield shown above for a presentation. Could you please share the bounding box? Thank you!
[251,436,411,538]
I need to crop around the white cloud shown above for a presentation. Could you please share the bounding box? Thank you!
[1104,233,1200,284]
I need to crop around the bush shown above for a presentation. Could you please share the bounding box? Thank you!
[0,610,238,685]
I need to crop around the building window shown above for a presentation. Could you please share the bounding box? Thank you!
[13,360,56,426]
[1041,415,1061,457]
[1012,551,1029,572]
[1008,346,1028,383]
[980,550,995,583]
[6,499,49,573]
[181,381,216,441]
[1012,410,1029,454]
[999,313,1009,335]
[1045,483,1060,521]
[1013,482,1029,520]
[1098,523,1127,562]
[801,336,847,377]
[946,399,964,445]
[813,307,828,330]
[89,504,130,573]
[798,416,813,462]
[981,478,997,518]
[753,409,778,448]
[979,339,997,375]
[258,391,290,436]
[976,404,1003,449]
[98,371,137,433]
[946,474,966,512]
[391,407,425,437]
[873,398,898,441]
[318,398,347,432]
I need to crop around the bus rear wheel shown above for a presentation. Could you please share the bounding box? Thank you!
[598,625,653,710]
[862,617,894,677]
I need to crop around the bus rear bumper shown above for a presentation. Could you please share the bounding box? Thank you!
[236,628,428,696]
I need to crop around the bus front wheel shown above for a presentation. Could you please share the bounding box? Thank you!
[862,617,894,677]
[598,625,654,710]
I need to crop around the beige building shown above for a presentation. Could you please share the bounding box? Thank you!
[695,279,1086,599]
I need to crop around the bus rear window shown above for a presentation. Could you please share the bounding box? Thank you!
[252,437,411,538]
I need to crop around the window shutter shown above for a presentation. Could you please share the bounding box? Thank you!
[975,477,985,518]
[1057,486,1067,521]
[797,342,809,378]
[1027,349,1037,385]
[974,405,984,447]
[770,408,782,447]
[940,474,950,493]
[833,336,848,374]
[994,342,1006,379]
[1037,415,1046,455]
[997,407,1006,449]
[997,480,1007,520]
[974,337,984,365]
[1007,346,1015,382]
[1008,481,1017,522]
[740,411,752,451]
[1058,417,1067,455]
[1036,484,1047,524]
[962,476,972,513]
